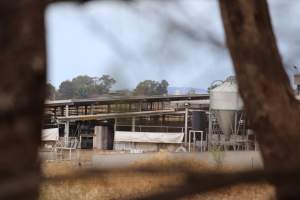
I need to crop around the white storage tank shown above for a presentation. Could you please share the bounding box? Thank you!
[210,77,243,139]
[210,79,243,111]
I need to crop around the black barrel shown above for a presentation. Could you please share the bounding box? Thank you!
[191,111,207,131]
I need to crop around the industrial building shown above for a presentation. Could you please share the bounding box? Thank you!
[43,94,210,152]
[42,78,257,153]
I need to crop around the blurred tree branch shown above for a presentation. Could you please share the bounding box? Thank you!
[45,0,134,5]
[0,0,46,199]
[220,0,300,198]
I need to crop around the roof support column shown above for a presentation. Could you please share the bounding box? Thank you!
[184,106,188,145]
[132,117,136,132]
[64,121,69,138]
[114,118,117,132]
[64,105,69,139]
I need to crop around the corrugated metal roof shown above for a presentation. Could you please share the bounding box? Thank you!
[45,94,209,106]
[57,109,184,122]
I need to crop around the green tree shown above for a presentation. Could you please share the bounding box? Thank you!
[96,74,116,94]
[158,80,169,95]
[134,80,169,95]
[46,83,56,100]
[57,75,116,99]
[72,75,94,98]
[58,80,74,99]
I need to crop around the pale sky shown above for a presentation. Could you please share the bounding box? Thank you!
[45,0,300,90]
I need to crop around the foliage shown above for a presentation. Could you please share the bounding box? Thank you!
[134,80,169,96]
[97,75,116,94]
[46,83,56,100]
[56,75,116,99]
[58,80,74,99]
[52,76,169,99]
[72,75,94,99]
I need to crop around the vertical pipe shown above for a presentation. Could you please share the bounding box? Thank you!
[132,117,136,132]
[65,105,69,117]
[184,107,188,145]
[64,105,69,141]
[193,131,196,152]
[64,121,69,148]
[188,130,191,152]
[65,122,69,137]
[114,118,117,132]
[201,131,203,152]
[234,111,238,135]
[208,109,212,150]
[79,135,82,149]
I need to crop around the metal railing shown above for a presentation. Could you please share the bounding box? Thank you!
[55,137,79,160]
[188,130,206,152]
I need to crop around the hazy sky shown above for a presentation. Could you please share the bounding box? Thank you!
[46,0,300,90]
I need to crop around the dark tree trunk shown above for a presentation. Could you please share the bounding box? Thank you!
[219,0,300,199]
[0,1,46,199]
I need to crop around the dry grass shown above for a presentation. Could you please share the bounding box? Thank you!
[40,152,275,200]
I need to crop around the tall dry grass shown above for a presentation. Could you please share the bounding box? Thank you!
[40,152,274,200]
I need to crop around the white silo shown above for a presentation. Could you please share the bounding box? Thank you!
[209,77,245,147]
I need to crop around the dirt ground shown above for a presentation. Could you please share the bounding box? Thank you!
[39,152,275,200]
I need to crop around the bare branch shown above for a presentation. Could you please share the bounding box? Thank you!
[45,0,135,5]
[45,0,90,4]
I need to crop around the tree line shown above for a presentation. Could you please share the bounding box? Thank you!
[47,75,169,100]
